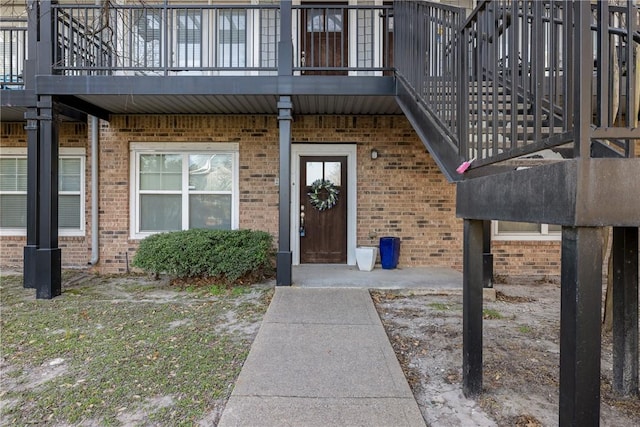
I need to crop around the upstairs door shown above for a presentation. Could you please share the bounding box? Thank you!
[301,4,348,75]
[299,156,347,263]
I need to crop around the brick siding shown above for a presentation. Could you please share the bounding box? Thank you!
[1,116,565,277]
[0,122,91,269]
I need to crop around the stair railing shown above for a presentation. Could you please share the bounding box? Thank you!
[393,0,465,178]
[459,1,639,169]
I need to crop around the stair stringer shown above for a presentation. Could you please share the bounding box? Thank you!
[395,79,462,183]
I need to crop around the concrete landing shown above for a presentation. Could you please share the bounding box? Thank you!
[218,288,426,427]
[292,264,463,289]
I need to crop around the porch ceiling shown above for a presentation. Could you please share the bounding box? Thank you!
[0,105,27,122]
[71,94,402,116]
[2,75,401,119]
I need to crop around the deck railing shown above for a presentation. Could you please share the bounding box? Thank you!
[0,19,27,89]
[50,3,393,76]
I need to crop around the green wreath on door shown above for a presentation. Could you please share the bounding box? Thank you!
[308,179,339,211]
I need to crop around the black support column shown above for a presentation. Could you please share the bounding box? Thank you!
[276,1,293,286]
[32,0,61,299]
[482,220,493,288]
[23,0,39,289]
[559,227,602,426]
[35,96,61,299]
[23,109,39,289]
[612,227,639,396]
[463,219,484,397]
[276,98,293,286]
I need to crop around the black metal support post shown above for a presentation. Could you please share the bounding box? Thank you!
[612,227,639,396]
[559,227,603,426]
[482,220,493,288]
[463,219,484,397]
[278,0,293,77]
[30,1,61,299]
[23,109,39,289]
[276,96,293,286]
[35,96,61,299]
[275,1,293,287]
[23,0,40,289]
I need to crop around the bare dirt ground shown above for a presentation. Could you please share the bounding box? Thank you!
[373,276,640,427]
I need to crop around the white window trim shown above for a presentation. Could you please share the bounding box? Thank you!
[0,147,86,237]
[129,142,240,240]
[491,220,561,242]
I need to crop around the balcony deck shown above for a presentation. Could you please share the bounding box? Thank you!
[1,2,399,120]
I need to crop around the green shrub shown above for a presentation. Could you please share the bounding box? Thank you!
[132,229,274,284]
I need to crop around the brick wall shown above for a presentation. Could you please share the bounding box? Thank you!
[492,240,560,278]
[96,115,281,273]
[1,115,568,277]
[293,115,463,270]
[93,115,464,273]
[0,122,90,269]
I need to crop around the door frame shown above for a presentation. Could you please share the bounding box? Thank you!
[291,144,357,265]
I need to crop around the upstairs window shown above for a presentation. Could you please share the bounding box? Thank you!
[217,9,246,68]
[132,9,162,69]
[176,9,202,68]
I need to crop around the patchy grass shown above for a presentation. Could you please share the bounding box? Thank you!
[0,272,272,426]
[518,325,533,334]
[482,308,504,320]
[428,302,454,311]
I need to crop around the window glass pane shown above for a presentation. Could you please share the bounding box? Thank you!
[218,10,246,67]
[260,9,279,68]
[140,194,182,231]
[306,162,323,185]
[189,194,232,230]
[324,162,341,185]
[133,9,162,68]
[59,195,81,228]
[176,10,202,67]
[189,154,232,191]
[307,10,342,32]
[59,158,81,192]
[140,154,182,191]
[0,158,27,191]
[548,224,562,233]
[0,194,26,227]
[497,221,541,233]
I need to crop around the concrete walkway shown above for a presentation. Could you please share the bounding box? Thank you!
[218,287,426,427]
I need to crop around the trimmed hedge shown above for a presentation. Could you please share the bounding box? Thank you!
[132,229,274,283]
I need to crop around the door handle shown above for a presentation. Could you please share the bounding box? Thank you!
[300,205,306,237]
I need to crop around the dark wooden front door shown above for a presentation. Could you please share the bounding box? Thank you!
[300,156,347,263]
[301,5,348,76]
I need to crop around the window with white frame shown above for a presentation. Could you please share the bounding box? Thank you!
[130,143,239,239]
[176,9,203,68]
[0,148,85,236]
[492,220,561,241]
[217,9,246,67]
[132,8,162,69]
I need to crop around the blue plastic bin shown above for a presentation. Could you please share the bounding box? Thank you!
[379,237,400,269]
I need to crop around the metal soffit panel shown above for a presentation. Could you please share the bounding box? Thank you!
[74,94,401,116]
[0,106,27,122]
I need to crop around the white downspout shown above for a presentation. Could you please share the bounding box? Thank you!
[88,115,99,265]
